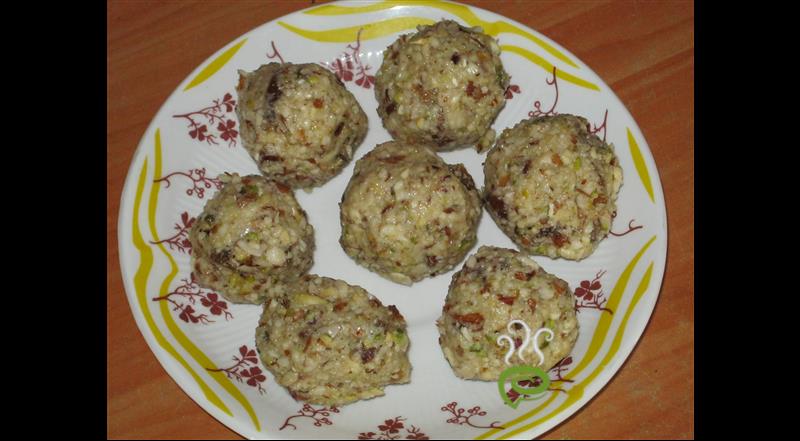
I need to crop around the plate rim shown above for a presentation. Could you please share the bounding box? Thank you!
[117,1,670,439]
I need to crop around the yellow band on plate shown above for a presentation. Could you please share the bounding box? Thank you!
[628,128,655,204]
[279,17,434,43]
[149,129,261,431]
[304,0,580,69]
[184,39,247,92]
[131,155,233,418]
[502,45,599,91]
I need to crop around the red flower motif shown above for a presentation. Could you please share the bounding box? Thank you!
[574,271,613,314]
[357,417,426,440]
[152,275,231,324]
[355,73,376,89]
[206,345,266,393]
[280,404,339,430]
[379,418,404,434]
[405,427,429,440]
[575,279,601,300]
[239,345,259,365]
[218,119,238,145]
[324,28,375,89]
[189,124,209,141]
[200,293,229,316]
[441,401,504,429]
[150,211,196,254]
[173,93,238,147]
[240,366,267,387]
[221,93,235,112]
[179,305,199,323]
[154,168,223,199]
[181,212,195,228]
[331,58,355,82]
[504,84,521,99]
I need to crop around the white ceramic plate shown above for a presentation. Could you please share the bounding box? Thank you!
[118,1,667,439]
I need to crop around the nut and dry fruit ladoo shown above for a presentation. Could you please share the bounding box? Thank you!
[375,20,508,152]
[340,141,482,285]
[484,114,623,260]
[236,62,368,189]
[189,173,314,304]
[438,246,579,380]
[255,275,411,406]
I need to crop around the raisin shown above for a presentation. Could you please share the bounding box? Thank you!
[266,75,281,108]
[453,312,484,325]
[497,294,517,305]
[552,232,569,248]
[360,347,377,363]
[522,160,532,175]
[486,194,508,219]
[381,155,406,164]
[388,305,402,319]
[466,81,479,99]
[210,249,232,264]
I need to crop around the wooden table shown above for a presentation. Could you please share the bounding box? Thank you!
[107,1,693,438]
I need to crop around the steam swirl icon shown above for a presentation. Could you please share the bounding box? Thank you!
[496,319,553,408]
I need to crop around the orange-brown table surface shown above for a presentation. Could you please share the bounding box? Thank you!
[108,1,693,438]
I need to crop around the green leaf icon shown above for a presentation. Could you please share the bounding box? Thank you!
[497,365,550,408]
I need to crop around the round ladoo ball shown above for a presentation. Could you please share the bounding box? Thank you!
[189,173,314,304]
[339,141,482,285]
[236,62,368,189]
[375,20,509,152]
[484,114,623,260]
[437,246,579,381]
[255,275,411,406]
